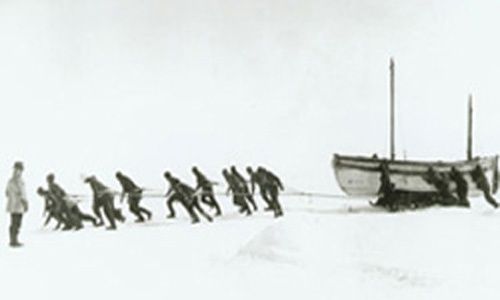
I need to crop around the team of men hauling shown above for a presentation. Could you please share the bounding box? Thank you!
[34,165,284,234]
[6,159,500,247]
[374,161,499,211]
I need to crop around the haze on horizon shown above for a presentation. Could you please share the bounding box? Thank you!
[0,0,498,196]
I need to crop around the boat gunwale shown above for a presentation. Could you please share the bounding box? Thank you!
[333,153,497,168]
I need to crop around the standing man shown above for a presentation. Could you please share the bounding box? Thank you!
[116,171,152,223]
[5,161,28,247]
[192,167,222,216]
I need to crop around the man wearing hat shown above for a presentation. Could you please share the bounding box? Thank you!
[5,161,28,247]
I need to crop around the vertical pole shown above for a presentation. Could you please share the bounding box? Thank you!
[390,58,395,160]
[467,94,473,160]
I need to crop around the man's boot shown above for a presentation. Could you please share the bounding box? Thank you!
[9,227,22,247]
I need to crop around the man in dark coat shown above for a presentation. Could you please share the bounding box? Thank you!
[374,161,398,210]
[64,196,99,229]
[246,166,273,211]
[471,165,498,208]
[37,187,70,230]
[424,167,459,206]
[257,167,284,217]
[192,167,221,216]
[164,171,213,224]
[223,169,251,216]
[449,167,470,207]
[46,174,73,229]
[116,172,152,223]
[84,176,124,230]
[230,166,257,211]
[46,174,98,229]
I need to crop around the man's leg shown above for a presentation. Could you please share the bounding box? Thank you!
[484,190,499,208]
[92,202,104,226]
[44,212,53,227]
[185,204,200,224]
[192,200,213,222]
[207,194,222,216]
[138,205,152,220]
[9,213,22,247]
[73,206,98,226]
[260,190,273,211]
[243,187,257,211]
[56,205,73,230]
[166,195,179,218]
[269,186,283,217]
[102,199,117,230]
[68,208,84,230]
[200,194,211,207]
[114,209,126,223]
[129,197,145,222]
[235,195,251,216]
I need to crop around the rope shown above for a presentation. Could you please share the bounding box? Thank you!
[64,185,371,202]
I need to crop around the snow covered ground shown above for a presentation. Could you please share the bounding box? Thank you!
[1,195,500,300]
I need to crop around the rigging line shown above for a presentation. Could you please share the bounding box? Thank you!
[66,189,370,202]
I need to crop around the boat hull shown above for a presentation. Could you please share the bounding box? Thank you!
[333,154,499,197]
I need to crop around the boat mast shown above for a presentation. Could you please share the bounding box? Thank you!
[467,94,473,160]
[390,58,395,160]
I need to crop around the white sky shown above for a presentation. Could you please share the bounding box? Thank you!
[0,0,499,196]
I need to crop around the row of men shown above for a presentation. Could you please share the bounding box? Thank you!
[374,162,497,211]
[38,166,284,231]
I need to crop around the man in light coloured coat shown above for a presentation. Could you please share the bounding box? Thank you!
[5,161,28,247]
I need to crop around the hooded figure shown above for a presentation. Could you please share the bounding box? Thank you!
[5,161,28,247]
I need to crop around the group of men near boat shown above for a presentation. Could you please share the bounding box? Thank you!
[5,161,284,247]
[374,161,498,211]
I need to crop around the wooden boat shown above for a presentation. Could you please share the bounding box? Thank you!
[333,154,498,197]
[333,59,498,198]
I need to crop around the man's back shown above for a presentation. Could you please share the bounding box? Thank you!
[118,175,140,193]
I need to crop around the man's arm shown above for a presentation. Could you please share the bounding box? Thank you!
[225,184,232,196]
[19,180,28,211]
[119,190,126,203]
[267,171,284,191]
[165,186,174,197]
[250,176,256,195]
